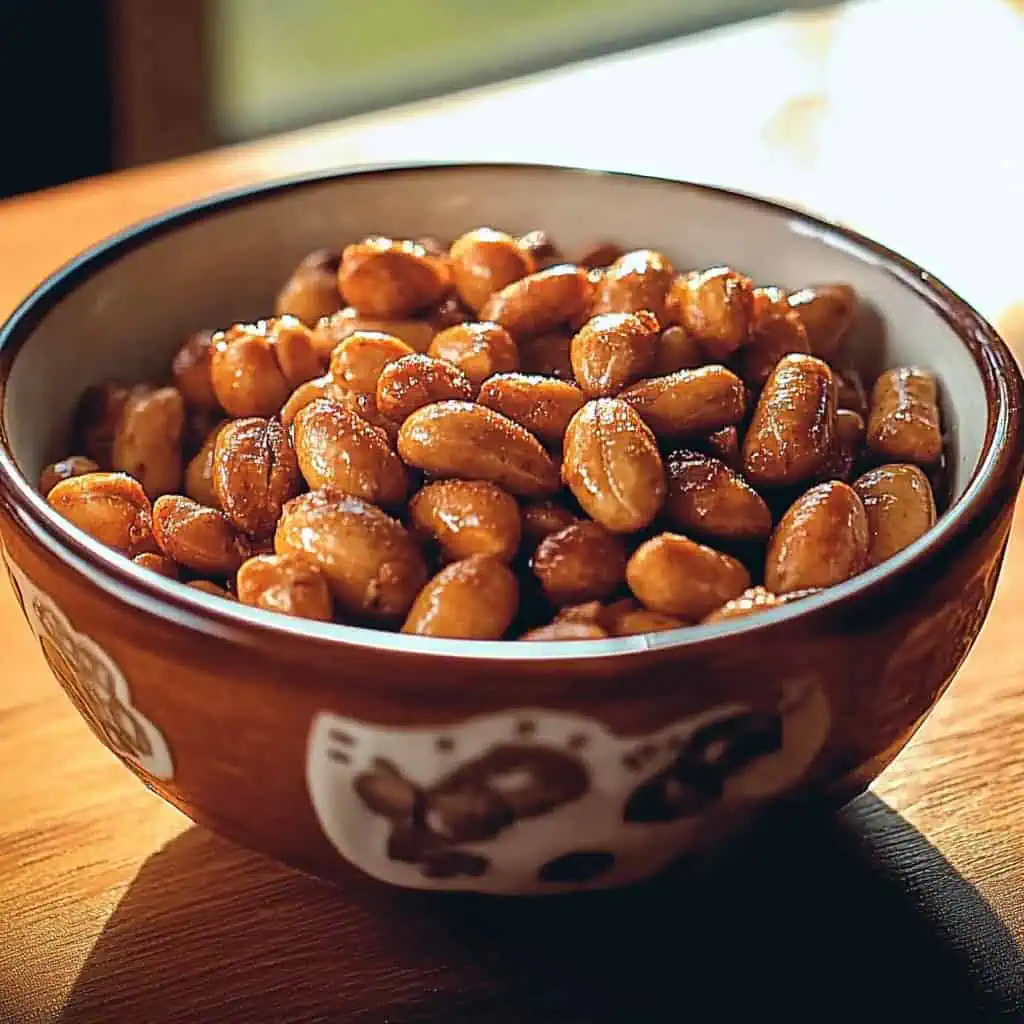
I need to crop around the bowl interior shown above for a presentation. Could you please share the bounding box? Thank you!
[1,165,987,501]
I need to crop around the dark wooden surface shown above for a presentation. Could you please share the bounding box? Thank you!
[2,4,1024,1019]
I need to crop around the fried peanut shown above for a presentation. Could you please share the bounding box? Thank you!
[620,365,745,438]
[666,266,754,360]
[39,455,100,496]
[480,264,593,340]
[376,354,474,421]
[788,284,857,361]
[424,322,516,392]
[853,463,936,567]
[570,311,659,397]
[519,330,574,379]
[743,354,836,487]
[172,330,219,410]
[47,472,155,555]
[764,481,868,593]
[274,249,342,326]
[737,287,812,388]
[275,491,427,620]
[402,556,519,639]
[531,521,627,606]
[184,420,227,507]
[328,331,416,393]
[520,620,608,641]
[398,401,560,497]
[312,307,436,360]
[338,237,451,318]
[213,417,301,537]
[110,385,186,500]
[651,325,705,376]
[211,320,314,417]
[477,373,584,447]
[817,408,865,482]
[702,585,819,623]
[236,553,333,621]
[449,228,535,313]
[867,367,942,465]
[520,500,580,552]
[409,480,521,564]
[589,249,675,323]
[153,494,252,575]
[562,398,665,533]
[292,398,407,506]
[665,449,772,541]
[132,552,180,579]
[280,374,339,428]
[626,533,751,621]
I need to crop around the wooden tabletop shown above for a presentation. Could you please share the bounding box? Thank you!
[3,3,1024,1021]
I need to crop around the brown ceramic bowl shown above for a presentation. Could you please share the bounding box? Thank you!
[1,163,1021,894]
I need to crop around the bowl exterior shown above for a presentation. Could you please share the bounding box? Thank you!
[0,476,1014,894]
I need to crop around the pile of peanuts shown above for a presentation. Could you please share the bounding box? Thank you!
[39,228,944,641]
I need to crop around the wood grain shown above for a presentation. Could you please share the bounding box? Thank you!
[2,3,1024,1019]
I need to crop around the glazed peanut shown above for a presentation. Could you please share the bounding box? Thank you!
[562,398,665,533]
[47,472,155,555]
[626,533,751,621]
[329,331,416,393]
[480,264,593,340]
[620,365,745,438]
[111,386,186,499]
[666,266,754,360]
[521,620,608,641]
[427,321,518,391]
[236,553,333,621]
[213,417,301,537]
[532,521,627,606]
[817,408,865,482]
[402,556,519,639]
[398,401,560,497]
[274,249,342,326]
[132,552,180,579]
[570,311,660,397]
[867,367,943,465]
[39,455,100,495]
[376,353,474,421]
[275,491,427,620]
[338,237,451,318]
[449,228,535,313]
[853,464,936,567]
[211,325,290,417]
[665,449,772,541]
[651,325,704,376]
[519,331,574,379]
[184,421,227,507]
[409,480,521,564]
[590,249,675,322]
[764,481,869,593]
[313,306,436,359]
[292,398,407,506]
[153,495,252,575]
[737,287,812,388]
[477,373,584,447]
[520,500,580,551]
[280,374,338,428]
[788,284,857,361]
[702,585,819,623]
[743,354,836,487]
[172,330,219,410]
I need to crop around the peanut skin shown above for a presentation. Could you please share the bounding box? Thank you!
[764,481,868,593]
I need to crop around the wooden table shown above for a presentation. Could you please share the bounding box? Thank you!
[2,3,1024,1021]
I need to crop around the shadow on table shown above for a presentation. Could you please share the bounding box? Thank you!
[57,793,1023,1024]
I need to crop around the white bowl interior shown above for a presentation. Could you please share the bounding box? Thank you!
[3,164,986,511]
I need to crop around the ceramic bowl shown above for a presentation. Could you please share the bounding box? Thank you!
[1,164,1021,894]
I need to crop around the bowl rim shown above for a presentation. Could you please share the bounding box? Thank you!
[0,159,1021,663]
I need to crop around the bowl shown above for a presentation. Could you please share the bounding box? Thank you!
[1,163,1021,894]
